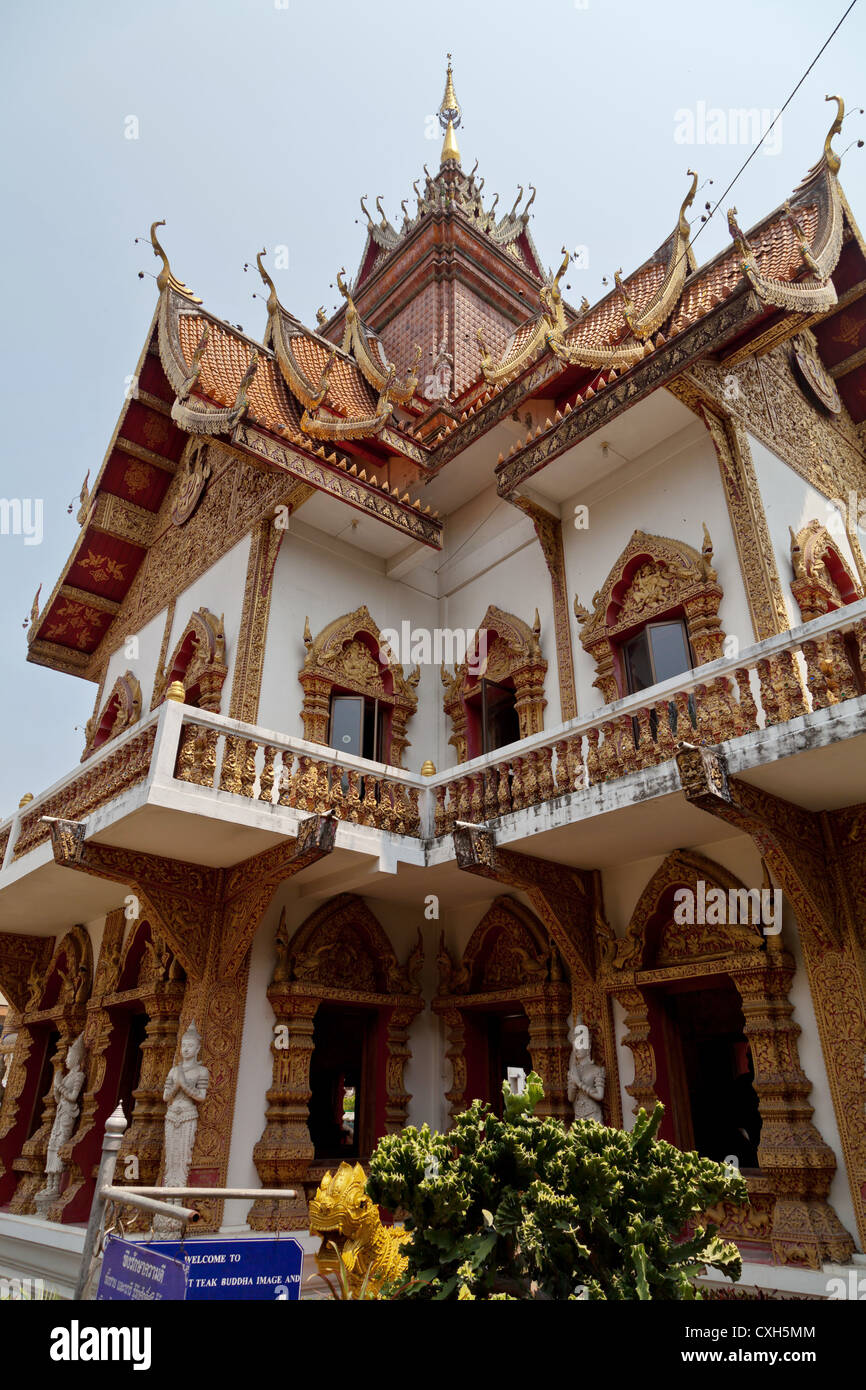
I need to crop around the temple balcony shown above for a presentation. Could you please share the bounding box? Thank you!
[1,597,865,923]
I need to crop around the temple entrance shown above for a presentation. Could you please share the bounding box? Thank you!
[434,897,572,1124]
[463,1005,533,1116]
[308,1004,376,1160]
[654,977,762,1167]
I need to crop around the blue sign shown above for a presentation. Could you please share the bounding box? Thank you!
[144,1237,303,1301]
[97,1236,188,1302]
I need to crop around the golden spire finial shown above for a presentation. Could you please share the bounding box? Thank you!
[438,54,462,166]
[823,94,844,174]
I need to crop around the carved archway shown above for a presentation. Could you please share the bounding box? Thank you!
[248,894,423,1230]
[603,849,854,1269]
[433,895,570,1124]
[573,528,725,703]
[3,926,92,1215]
[82,671,142,761]
[299,607,419,767]
[151,608,227,712]
[442,606,547,762]
[789,519,862,621]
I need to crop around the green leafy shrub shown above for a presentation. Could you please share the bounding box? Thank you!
[367,1072,747,1300]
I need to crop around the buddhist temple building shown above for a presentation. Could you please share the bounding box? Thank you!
[1,65,865,1297]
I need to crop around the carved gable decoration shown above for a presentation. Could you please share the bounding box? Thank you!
[442,606,547,763]
[574,528,725,703]
[152,608,227,712]
[608,850,766,973]
[299,607,419,768]
[29,925,93,1014]
[283,894,420,997]
[437,896,555,996]
[790,519,862,623]
[81,671,141,762]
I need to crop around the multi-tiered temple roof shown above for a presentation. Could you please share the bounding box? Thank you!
[26,70,866,677]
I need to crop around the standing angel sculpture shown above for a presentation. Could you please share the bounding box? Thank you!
[567,1020,605,1124]
[162,1021,209,1188]
[35,1033,86,1209]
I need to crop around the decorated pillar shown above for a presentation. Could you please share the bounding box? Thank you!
[731,957,853,1268]
[249,989,319,1231]
[524,982,571,1121]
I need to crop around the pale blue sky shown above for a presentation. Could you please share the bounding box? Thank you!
[1,0,864,817]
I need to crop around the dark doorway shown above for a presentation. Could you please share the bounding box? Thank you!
[308,1005,375,1160]
[468,1008,532,1117]
[660,981,762,1167]
[115,1011,148,1128]
[27,1029,60,1141]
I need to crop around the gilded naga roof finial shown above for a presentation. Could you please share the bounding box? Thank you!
[823,95,844,174]
[255,249,281,316]
[679,169,699,237]
[438,54,462,166]
[149,221,202,304]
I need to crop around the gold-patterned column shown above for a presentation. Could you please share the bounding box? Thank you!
[666,383,789,641]
[229,517,286,724]
[524,983,571,1122]
[118,984,185,1186]
[384,1001,423,1134]
[508,495,578,721]
[731,957,854,1268]
[248,989,319,1230]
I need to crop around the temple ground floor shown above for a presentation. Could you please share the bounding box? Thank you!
[0,743,864,1299]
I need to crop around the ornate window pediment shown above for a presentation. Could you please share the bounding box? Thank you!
[789,519,862,623]
[151,607,227,712]
[574,527,725,703]
[607,850,768,973]
[299,607,419,768]
[82,671,141,762]
[26,925,92,1014]
[278,893,421,997]
[441,606,547,762]
[436,896,559,997]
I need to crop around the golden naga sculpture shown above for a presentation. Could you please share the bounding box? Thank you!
[149,221,201,304]
[823,94,844,175]
[477,247,569,383]
[309,1162,410,1297]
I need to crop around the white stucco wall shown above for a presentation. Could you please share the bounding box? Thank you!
[259,521,440,772]
[95,534,252,725]
[749,433,866,628]
[98,608,168,719]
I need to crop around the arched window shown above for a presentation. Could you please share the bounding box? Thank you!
[151,608,227,712]
[81,672,142,761]
[433,896,571,1124]
[299,608,418,768]
[574,527,725,705]
[441,607,547,763]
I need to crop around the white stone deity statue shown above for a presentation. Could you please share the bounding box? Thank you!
[567,1021,605,1124]
[154,1021,209,1233]
[162,1021,209,1189]
[35,1033,86,1209]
